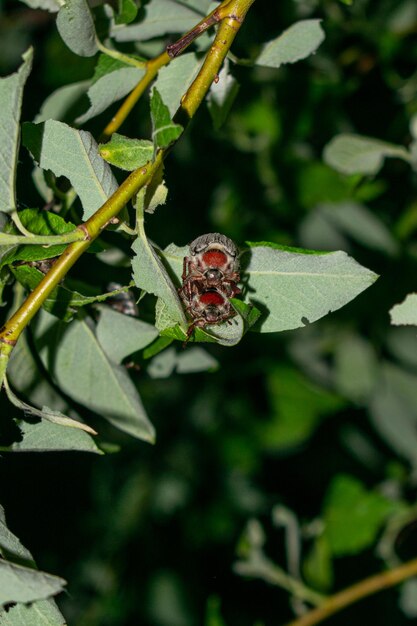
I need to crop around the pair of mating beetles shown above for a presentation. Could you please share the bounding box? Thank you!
[178,233,241,339]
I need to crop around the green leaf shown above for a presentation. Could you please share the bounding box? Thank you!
[386,327,417,370]
[4,375,96,434]
[369,363,417,468]
[147,346,177,379]
[0,48,33,214]
[243,245,378,333]
[334,334,379,403]
[56,0,98,57]
[112,0,202,42]
[2,378,101,455]
[11,265,104,321]
[7,327,75,415]
[323,474,400,556]
[131,211,186,330]
[136,162,168,214]
[255,20,325,69]
[229,298,261,332]
[96,306,159,364]
[0,599,65,626]
[143,336,174,360]
[390,293,417,326]
[180,0,211,11]
[158,241,377,337]
[259,366,345,450]
[0,208,78,269]
[176,346,218,373]
[306,202,399,256]
[35,80,90,123]
[150,243,183,279]
[114,0,138,25]
[0,504,34,564]
[159,306,247,347]
[34,311,155,442]
[0,560,66,606]
[303,536,333,592]
[92,54,131,82]
[147,346,218,378]
[154,53,203,117]
[23,120,118,219]
[154,297,181,333]
[4,328,100,453]
[99,133,154,171]
[297,163,366,209]
[324,134,411,176]
[207,59,239,130]
[76,67,145,124]
[0,505,65,621]
[400,580,417,619]
[0,419,102,454]
[205,596,228,626]
[150,88,183,150]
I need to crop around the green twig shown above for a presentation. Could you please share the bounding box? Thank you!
[0,229,86,246]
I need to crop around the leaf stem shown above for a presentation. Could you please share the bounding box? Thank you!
[95,38,146,69]
[0,229,86,246]
[284,557,417,626]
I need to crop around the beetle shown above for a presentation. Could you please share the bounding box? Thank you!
[180,232,241,300]
[182,288,236,339]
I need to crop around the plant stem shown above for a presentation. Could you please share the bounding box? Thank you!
[95,38,146,68]
[235,558,325,608]
[178,2,255,120]
[0,0,256,383]
[284,557,417,626]
[101,51,170,140]
[0,229,86,246]
[166,2,224,59]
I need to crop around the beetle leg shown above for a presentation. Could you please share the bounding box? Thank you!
[182,257,190,282]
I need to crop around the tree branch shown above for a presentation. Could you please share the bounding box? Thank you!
[284,557,417,626]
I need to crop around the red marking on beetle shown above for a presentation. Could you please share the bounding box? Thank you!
[199,291,225,306]
[202,249,228,267]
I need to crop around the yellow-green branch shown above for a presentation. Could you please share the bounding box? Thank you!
[284,556,417,626]
[101,51,170,140]
[0,0,256,384]
[101,0,254,139]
